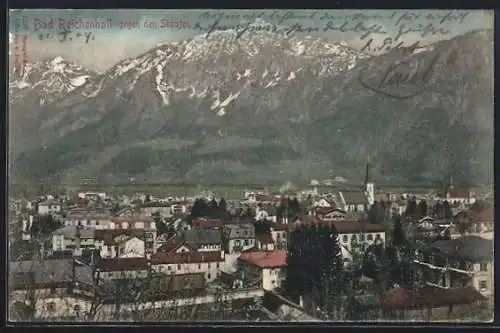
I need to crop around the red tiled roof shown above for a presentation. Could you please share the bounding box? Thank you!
[256,233,274,244]
[238,250,287,269]
[470,207,493,224]
[192,219,223,229]
[98,257,149,272]
[95,229,146,245]
[151,250,224,265]
[157,235,185,254]
[380,286,486,309]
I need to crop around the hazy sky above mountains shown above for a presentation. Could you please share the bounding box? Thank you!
[9,9,493,72]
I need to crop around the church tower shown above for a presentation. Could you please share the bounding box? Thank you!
[364,162,375,206]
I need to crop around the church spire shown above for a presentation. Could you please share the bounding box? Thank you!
[365,161,372,186]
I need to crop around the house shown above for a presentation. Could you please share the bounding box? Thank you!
[37,200,62,215]
[52,226,96,256]
[150,251,223,282]
[110,216,156,230]
[450,206,494,240]
[312,198,336,208]
[255,233,275,251]
[170,200,189,215]
[338,190,369,212]
[94,229,151,259]
[156,234,186,254]
[413,235,494,299]
[437,177,476,206]
[63,212,112,229]
[137,202,173,217]
[191,219,223,230]
[269,223,295,250]
[255,205,278,223]
[9,259,94,320]
[182,229,222,252]
[96,257,150,280]
[237,250,287,291]
[298,218,386,263]
[313,207,347,221]
[222,223,256,254]
[78,191,107,200]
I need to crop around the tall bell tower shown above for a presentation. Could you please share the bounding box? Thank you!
[364,162,375,206]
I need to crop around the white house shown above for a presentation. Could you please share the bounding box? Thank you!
[37,200,62,215]
[255,205,278,223]
[237,250,287,291]
[94,229,151,259]
[151,251,224,282]
[78,191,107,200]
[52,226,96,256]
[333,221,386,264]
[97,257,150,280]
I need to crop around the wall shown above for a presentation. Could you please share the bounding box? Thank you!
[152,262,222,282]
[262,267,285,291]
[118,237,145,257]
[472,261,494,299]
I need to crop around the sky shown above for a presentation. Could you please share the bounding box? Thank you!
[9,9,493,72]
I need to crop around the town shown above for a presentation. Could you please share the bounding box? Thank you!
[8,166,493,322]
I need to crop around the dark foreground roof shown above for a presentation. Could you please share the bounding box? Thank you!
[380,286,486,309]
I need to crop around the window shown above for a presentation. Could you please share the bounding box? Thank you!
[167,265,171,271]
[235,240,241,246]
[207,273,211,280]
[351,234,357,242]
[198,264,201,269]
[208,263,211,269]
[177,264,181,270]
[479,280,487,291]
[216,263,220,269]
[360,234,365,241]
[480,263,488,271]
[47,302,56,312]
[77,221,82,226]
[367,234,373,241]
[342,235,348,243]
[50,287,56,295]
[277,233,281,239]
[271,280,276,284]
[96,221,100,226]
[74,304,80,316]
[244,239,249,246]
[87,220,91,226]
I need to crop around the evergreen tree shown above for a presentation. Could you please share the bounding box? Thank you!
[208,198,219,218]
[433,201,444,219]
[218,198,227,213]
[391,215,406,248]
[443,200,453,219]
[367,202,385,224]
[418,200,428,218]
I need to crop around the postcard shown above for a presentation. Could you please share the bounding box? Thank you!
[8,9,494,323]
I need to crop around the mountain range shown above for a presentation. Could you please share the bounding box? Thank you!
[9,26,494,186]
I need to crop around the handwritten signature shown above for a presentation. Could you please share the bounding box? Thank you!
[359,53,441,99]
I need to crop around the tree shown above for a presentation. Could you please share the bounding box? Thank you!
[433,201,444,219]
[190,199,209,218]
[418,200,428,218]
[367,201,385,224]
[443,200,453,219]
[218,198,227,214]
[405,197,418,218]
[208,198,219,218]
[391,216,406,248]
[30,214,62,237]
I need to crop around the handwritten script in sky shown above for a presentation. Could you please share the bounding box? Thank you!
[9,9,492,72]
